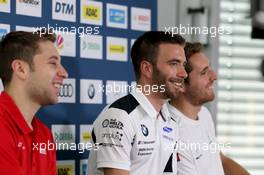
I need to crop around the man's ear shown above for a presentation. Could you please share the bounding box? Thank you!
[11,59,30,81]
[140,60,153,79]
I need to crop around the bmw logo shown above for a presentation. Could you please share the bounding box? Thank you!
[141,124,148,137]
[88,84,95,99]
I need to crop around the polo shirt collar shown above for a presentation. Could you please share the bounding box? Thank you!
[131,89,170,121]
[0,91,35,134]
[166,101,183,123]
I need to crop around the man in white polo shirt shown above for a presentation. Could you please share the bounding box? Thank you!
[168,42,250,175]
[87,31,188,175]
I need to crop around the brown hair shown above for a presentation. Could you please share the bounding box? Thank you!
[184,42,203,73]
[131,31,185,81]
[0,30,56,86]
[184,42,204,83]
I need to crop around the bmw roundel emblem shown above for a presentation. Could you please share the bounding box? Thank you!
[88,84,95,99]
[141,124,148,137]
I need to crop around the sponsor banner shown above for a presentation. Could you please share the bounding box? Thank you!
[0,0,10,13]
[52,125,76,150]
[80,34,103,60]
[52,0,76,22]
[106,80,128,104]
[107,3,127,29]
[79,124,93,150]
[80,79,103,104]
[106,36,128,62]
[56,160,75,175]
[80,159,88,175]
[80,0,102,25]
[0,23,10,38]
[131,7,151,31]
[55,31,76,57]
[58,78,76,103]
[15,25,34,32]
[16,0,42,17]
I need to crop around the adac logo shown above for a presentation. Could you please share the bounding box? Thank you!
[141,124,148,137]
[83,5,100,20]
[57,165,73,175]
[87,83,95,99]
[56,34,64,50]
[18,0,40,6]
[109,44,124,53]
[109,8,125,24]
[0,0,8,4]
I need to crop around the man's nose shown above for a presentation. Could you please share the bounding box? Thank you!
[177,65,188,79]
[58,64,68,78]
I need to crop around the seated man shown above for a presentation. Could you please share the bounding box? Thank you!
[87,31,188,175]
[168,42,250,175]
[0,30,68,175]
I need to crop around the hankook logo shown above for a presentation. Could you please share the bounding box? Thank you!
[58,84,73,97]
[19,0,40,5]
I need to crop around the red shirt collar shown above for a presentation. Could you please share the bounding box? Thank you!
[0,91,39,134]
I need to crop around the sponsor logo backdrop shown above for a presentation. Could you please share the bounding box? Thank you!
[0,0,156,174]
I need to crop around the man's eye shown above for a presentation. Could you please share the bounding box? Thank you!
[201,71,206,75]
[170,62,177,66]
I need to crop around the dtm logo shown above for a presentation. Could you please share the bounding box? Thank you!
[58,84,73,97]
[141,124,148,137]
[109,8,125,24]
[55,2,74,15]
[87,83,95,99]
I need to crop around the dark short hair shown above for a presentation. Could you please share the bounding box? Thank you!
[0,30,56,86]
[131,31,185,81]
[184,42,204,83]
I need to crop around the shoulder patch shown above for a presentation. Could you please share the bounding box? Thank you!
[109,94,139,114]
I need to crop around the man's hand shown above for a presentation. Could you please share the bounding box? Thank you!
[104,168,129,175]
[220,152,250,175]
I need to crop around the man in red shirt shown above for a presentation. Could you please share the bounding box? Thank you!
[0,30,68,175]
